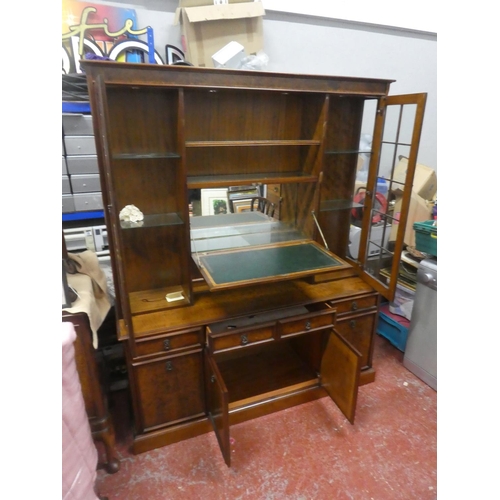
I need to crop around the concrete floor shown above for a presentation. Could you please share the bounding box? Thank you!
[95,334,437,499]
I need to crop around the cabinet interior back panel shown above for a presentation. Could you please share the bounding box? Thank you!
[121,225,186,293]
[105,86,179,156]
[183,89,321,141]
[111,158,183,216]
[185,146,308,178]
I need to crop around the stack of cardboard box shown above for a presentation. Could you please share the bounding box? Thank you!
[388,157,437,249]
[174,0,265,68]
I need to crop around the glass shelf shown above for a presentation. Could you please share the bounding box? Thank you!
[120,213,183,229]
[324,149,372,155]
[186,140,320,148]
[113,152,181,160]
[320,199,363,212]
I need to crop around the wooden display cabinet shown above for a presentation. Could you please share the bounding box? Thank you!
[82,60,426,466]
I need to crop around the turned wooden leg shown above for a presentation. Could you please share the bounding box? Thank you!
[93,424,120,474]
[100,430,120,474]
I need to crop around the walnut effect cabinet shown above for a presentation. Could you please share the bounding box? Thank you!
[82,60,426,466]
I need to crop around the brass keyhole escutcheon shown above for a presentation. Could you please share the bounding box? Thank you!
[305,321,311,330]
[241,334,249,345]
[165,361,173,371]
[351,301,358,311]
[350,320,356,329]
[163,339,170,350]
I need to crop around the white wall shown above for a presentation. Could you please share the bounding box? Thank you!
[90,1,437,170]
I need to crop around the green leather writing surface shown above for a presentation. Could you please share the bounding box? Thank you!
[199,242,342,286]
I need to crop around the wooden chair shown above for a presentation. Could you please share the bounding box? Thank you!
[250,197,276,218]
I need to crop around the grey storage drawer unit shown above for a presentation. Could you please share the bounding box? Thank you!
[62,175,71,194]
[73,192,103,211]
[64,136,97,155]
[62,110,103,216]
[62,114,94,135]
[66,155,99,174]
[62,194,75,213]
[70,174,101,193]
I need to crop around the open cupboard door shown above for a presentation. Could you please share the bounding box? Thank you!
[356,93,427,303]
[204,351,231,467]
[320,329,362,424]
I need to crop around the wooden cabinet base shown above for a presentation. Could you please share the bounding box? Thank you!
[131,373,375,456]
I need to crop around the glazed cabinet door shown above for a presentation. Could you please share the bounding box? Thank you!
[356,93,427,301]
[320,329,362,424]
[204,350,231,467]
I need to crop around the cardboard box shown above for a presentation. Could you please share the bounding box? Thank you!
[389,190,434,247]
[391,157,437,201]
[174,0,265,68]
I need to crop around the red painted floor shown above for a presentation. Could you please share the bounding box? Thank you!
[95,334,437,499]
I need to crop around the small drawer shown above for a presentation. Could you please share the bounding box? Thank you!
[62,175,71,194]
[64,135,97,155]
[62,194,75,213]
[135,328,204,358]
[71,174,101,193]
[66,155,99,174]
[278,307,335,339]
[63,114,94,135]
[207,323,275,353]
[73,192,103,211]
[328,294,378,316]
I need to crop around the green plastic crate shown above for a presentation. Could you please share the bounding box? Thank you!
[413,220,437,256]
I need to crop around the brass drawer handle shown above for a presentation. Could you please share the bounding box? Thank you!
[165,361,173,371]
[351,301,358,311]
[305,321,311,330]
[240,334,249,345]
[163,339,170,351]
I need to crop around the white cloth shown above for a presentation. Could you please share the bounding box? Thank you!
[63,251,111,348]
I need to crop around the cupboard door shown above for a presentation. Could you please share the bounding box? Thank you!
[335,313,376,370]
[204,351,231,467]
[320,330,361,424]
[357,93,427,302]
[132,349,204,432]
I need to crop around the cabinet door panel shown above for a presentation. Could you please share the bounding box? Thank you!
[320,330,361,424]
[133,349,204,431]
[358,93,427,302]
[335,313,376,369]
[205,351,231,467]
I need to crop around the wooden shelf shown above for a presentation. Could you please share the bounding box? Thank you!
[129,286,191,315]
[187,172,318,189]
